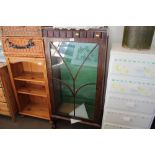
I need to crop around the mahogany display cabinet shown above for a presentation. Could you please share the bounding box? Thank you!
[43,27,108,128]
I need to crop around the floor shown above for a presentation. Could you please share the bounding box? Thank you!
[0,115,97,129]
[0,115,154,129]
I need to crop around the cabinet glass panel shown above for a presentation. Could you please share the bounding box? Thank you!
[0,40,6,63]
[50,41,99,120]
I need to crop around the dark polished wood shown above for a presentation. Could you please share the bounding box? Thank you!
[43,28,108,128]
[52,115,101,128]
[42,27,107,39]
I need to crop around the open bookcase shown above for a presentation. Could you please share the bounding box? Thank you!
[6,57,51,120]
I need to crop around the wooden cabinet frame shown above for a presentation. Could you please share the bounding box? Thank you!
[44,37,108,128]
[0,64,17,120]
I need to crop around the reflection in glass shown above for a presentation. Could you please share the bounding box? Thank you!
[50,41,99,120]
[0,42,6,62]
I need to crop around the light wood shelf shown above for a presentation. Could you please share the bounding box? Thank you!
[17,86,47,97]
[20,101,50,120]
[14,72,45,85]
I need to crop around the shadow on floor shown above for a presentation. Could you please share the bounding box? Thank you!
[0,115,51,129]
[0,115,97,129]
[1,115,154,129]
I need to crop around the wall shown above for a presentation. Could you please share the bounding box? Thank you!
[105,26,155,88]
[109,26,155,49]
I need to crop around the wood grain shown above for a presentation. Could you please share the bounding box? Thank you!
[0,64,17,120]
[6,57,51,120]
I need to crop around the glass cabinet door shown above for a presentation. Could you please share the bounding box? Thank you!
[50,41,99,120]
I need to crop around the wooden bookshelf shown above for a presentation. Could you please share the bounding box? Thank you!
[17,86,47,97]
[14,72,45,85]
[6,57,51,120]
[20,101,49,119]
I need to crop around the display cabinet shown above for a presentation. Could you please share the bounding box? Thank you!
[44,28,108,128]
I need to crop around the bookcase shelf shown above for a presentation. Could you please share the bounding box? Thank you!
[20,99,49,119]
[14,72,45,85]
[17,86,47,97]
[6,57,51,120]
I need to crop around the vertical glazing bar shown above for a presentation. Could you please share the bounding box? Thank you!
[73,80,75,117]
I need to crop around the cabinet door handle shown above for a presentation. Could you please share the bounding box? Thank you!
[6,39,35,49]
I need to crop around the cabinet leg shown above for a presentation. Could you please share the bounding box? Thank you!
[11,113,16,122]
[51,120,57,129]
[19,114,25,118]
[49,120,52,124]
